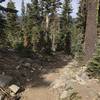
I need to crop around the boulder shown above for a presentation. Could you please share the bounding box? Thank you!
[9,84,20,94]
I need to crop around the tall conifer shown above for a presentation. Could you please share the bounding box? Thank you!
[6,0,18,47]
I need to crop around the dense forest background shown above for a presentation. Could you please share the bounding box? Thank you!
[0,0,100,100]
[0,0,76,55]
[0,0,100,78]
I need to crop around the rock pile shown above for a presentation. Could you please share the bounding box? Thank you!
[0,75,21,100]
[51,60,100,100]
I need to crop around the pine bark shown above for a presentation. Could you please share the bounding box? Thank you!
[84,0,98,63]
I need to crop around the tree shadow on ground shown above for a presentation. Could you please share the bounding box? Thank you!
[0,49,72,88]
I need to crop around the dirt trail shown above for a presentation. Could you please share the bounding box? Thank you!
[21,70,61,100]
[21,86,58,100]
[0,50,100,100]
[0,50,70,100]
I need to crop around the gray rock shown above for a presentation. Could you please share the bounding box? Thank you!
[8,49,15,52]
[16,65,21,70]
[0,75,13,87]
[60,89,75,100]
[60,91,68,99]
[9,84,20,94]
[24,63,31,67]
[75,75,86,85]
[51,78,66,89]
[80,73,89,81]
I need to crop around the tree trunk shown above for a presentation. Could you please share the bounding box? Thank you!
[84,0,98,63]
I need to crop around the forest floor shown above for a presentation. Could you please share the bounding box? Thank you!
[0,48,71,100]
[21,70,60,100]
[0,49,100,100]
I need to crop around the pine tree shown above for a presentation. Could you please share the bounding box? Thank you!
[77,0,87,36]
[0,13,5,35]
[61,0,72,55]
[25,0,41,51]
[48,0,61,52]
[49,14,60,52]
[21,0,26,31]
[40,0,62,53]
[0,12,6,47]
[6,0,18,47]
[36,0,55,54]
[21,0,30,48]
[75,0,87,61]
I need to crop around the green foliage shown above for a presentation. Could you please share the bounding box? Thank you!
[87,40,100,79]
[75,0,87,60]
[15,42,24,51]
[0,0,73,56]
[61,92,81,100]
[0,13,6,47]
[56,32,66,51]
[69,92,81,100]
[21,0,26,31]
[6,0,19,47]
[0,13,6,34]
[77,0,87,34]
[15,42,33,57]
[25,1,42,52]
[75,31,84,61]
[60,0,72,55]
[71,24,79,56]
[39,0,62,53]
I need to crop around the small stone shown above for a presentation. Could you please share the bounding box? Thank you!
[8,48,14,52]
[9,85,20,94]
[60,91,68,99]
[51,78,66,89]
[26,79,30,82]
[30,70,34,73]
[1,72,5,76]
[16,65,20,70]
[32,68,35,71]
[10,92,15,97]
[80,73,89,81]
[76,75,86,85]
[24,63,31,67]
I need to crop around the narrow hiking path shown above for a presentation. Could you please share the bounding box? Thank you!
[21,71,60,100]
[20,54,71,100]
[0,50,70,100]
[21,87,58,100]
[21,59,100,100]
[0,50,100,100]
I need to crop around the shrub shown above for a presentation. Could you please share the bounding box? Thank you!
[87,41,100,79]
